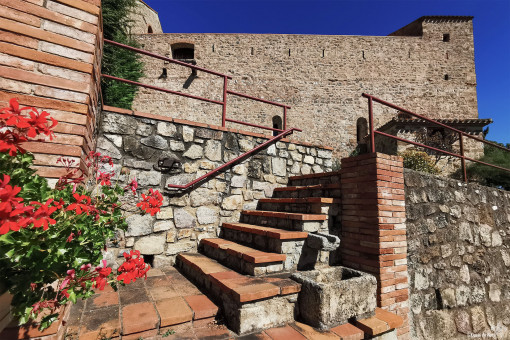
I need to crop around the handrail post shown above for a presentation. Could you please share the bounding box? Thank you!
[459,132,467,182]
[283,107,287,130]
[368,96,375,153]
[222,76,228,127]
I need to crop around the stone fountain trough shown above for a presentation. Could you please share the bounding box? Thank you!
[291,266,377,330]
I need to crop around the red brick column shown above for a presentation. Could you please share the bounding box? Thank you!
[340,153,410,339]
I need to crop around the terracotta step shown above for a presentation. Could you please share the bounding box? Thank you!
[201,238,287,276]
[242,210,327,221]
[176,253,301,334]
[222,223,308,240]
[258,197,338,204]
[258,197,341,215]
[241,209,329,233]
[272,183,341,199]
[289,171,342,181]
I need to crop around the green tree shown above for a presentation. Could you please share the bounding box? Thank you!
[467,141,510,190]
[101,0,144,109]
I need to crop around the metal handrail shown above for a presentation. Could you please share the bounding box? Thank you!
[102,39,291,131]
[363,93,510,182]
[167,128,302,190]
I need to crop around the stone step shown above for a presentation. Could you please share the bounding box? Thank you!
[200,238,287,276]
[240,210,329,233]
[272,183,341,199]
[221,223,308,271]
[258,197,341,214]
[288,170,341,186]
[176,253,301,335]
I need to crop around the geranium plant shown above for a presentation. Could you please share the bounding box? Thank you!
[0,99,163,330]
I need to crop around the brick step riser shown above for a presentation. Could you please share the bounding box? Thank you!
[288,176,340,187]
[220,228,306,271]
[272,188,341,199]
[240,214,330,233]
[175,256,298,334]
[200,243,286,276]
[257,201,339,215]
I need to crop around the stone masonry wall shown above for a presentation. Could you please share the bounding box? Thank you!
[405,169,510,339]
[98,106,333,268]
[0,0,103,180]
[128,0,162,35]
[130,17,478,159]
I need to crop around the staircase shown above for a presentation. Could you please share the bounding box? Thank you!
[176,171,342,334]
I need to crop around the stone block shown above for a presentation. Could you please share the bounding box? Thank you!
[125,214,153,237]
[157,122,177,136]
[174,208,196,229]
[134,234,166,255]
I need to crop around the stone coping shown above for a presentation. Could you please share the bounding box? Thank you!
[102,105,334,150]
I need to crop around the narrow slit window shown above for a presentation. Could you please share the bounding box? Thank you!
[444,74,449,80]
[443,33,450,42]
[148,25,153,34]
[272,116,283,136]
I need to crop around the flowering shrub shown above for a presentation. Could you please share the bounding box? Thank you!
[399,149,441,175]
[0,99,163,329]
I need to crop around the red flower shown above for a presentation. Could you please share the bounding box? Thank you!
[29,199,57,230]
[124,178,138,195]
[136,189,163,216]
[26,108,57,139]
[117,250,150,284]
[66,193,94,215]
[91,260,112,290]
[97,171,113,186]
[66,232,75,243]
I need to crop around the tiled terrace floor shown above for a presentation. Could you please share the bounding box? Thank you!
[1,266,401,339]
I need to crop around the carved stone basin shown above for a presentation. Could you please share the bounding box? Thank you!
[291,266,377,330]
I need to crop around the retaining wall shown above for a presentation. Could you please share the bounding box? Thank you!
[405,169,510,339]
[99,106,333,268]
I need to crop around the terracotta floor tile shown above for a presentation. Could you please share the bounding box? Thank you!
[121,302,159,335]
[117,278,146,291]
[119,288,150,305]
[146,275,173,287]
[374,308,404,329]
[150,286,182,301]
[88,291,119,310]
[79,306,120,340]
[184,294,219,320]
[291,322,339,339]
[236,332,272,340]
[192,316,217,329]
[156,297,193,327]
[355,316,389,336]
[264,325,307,340]
[193,324,231,339]
[160,321,195,339]
[330,323,364,340]
[122,328,158,340]
[146,268,166,277]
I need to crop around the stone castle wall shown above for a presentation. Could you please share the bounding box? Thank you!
[405,169,510,339]
[128,0,162,34]
[128,17,478,159]
[98,106,333,268]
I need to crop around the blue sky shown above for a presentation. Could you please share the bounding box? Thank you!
[144,0,510,144]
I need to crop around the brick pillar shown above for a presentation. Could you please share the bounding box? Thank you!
[340,153,410,339]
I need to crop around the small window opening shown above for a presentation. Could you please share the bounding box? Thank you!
[272,116,283,136]
[356,117,368,144]
[444,74,449,80]
[288,49,291,57]
[251,47,254,55]
[212,44,215,52]
[172,43,195,60]
[443,33,450,42]
[322,49,325,58]
[148,25,153,34]
[362,50,365,59]
[159,68,167,79]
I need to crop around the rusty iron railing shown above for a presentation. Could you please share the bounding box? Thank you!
[363,93,510,182]
[167,128,301,190]
[102,39,291,133]
[102,39,301,190]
